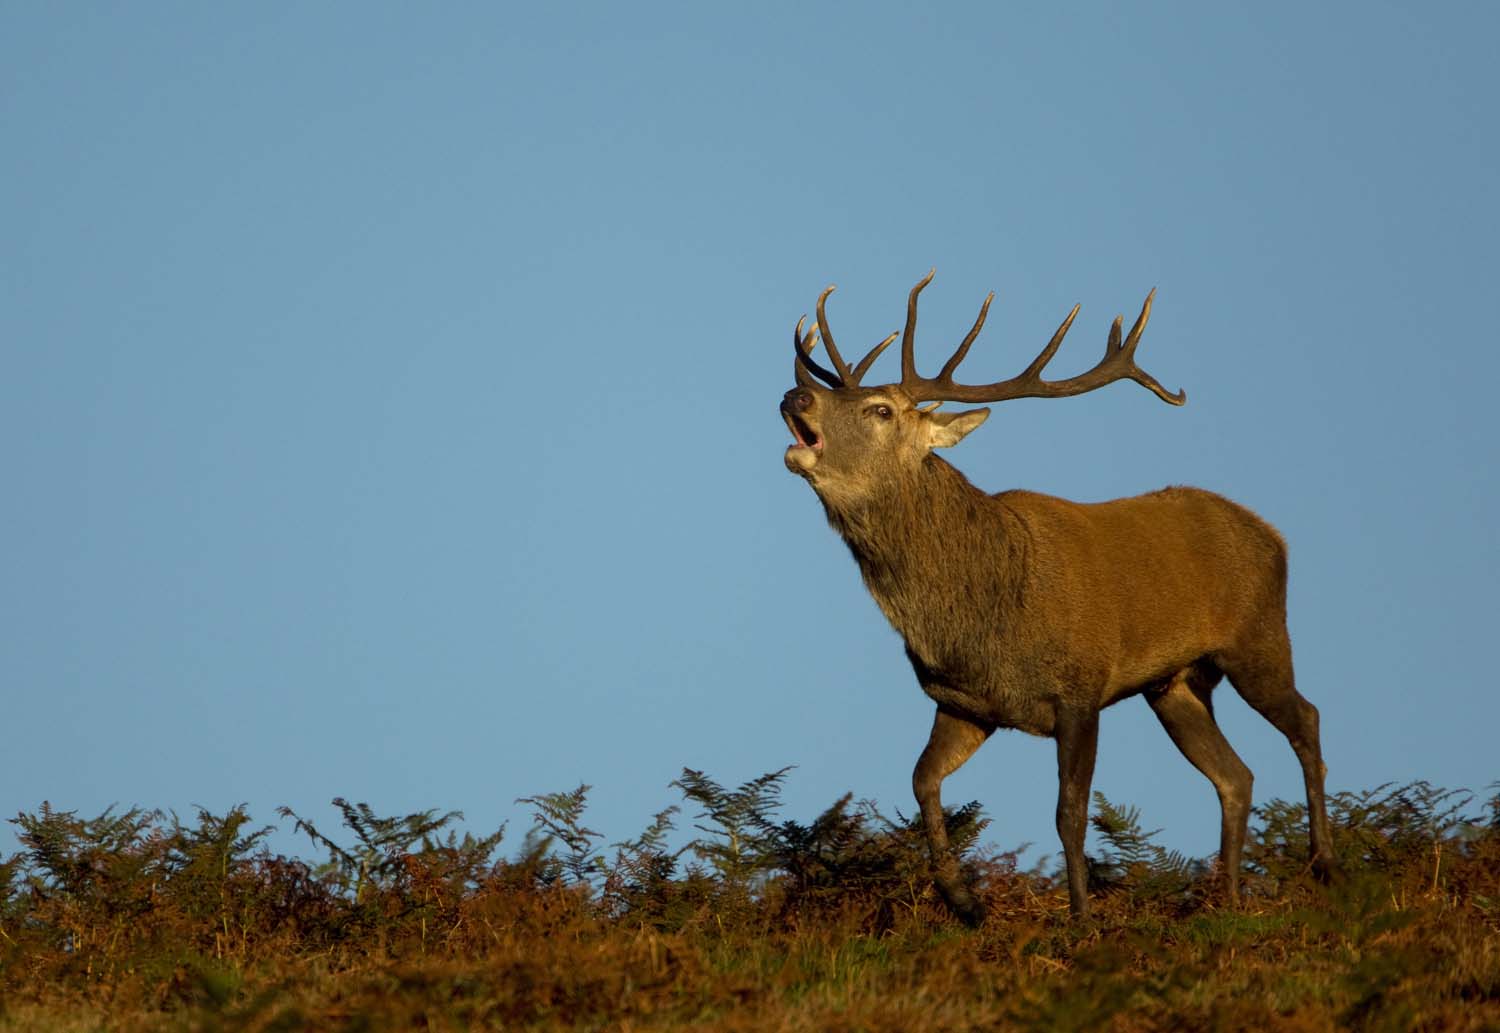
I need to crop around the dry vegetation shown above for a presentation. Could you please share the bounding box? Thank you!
[3,771,1498,1032]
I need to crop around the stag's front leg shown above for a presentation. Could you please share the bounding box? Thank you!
[1055,708,1100,919]
[913,706,993,927]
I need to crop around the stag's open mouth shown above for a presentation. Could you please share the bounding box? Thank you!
[783,411,823,474]
[784,412,822,451]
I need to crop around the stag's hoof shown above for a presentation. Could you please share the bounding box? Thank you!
[937,882,987,928]
[1311,854,1344,885]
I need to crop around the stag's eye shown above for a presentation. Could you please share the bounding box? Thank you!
[870,404,894,420]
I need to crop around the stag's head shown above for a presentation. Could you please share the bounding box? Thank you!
[781,271,1185,504]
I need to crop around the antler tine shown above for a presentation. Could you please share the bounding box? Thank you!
[900,269,937,385]
[792,316,816,388]
[899,285,1186,407]
[937,292,995,382]
[1015,303,1080,383]
[850,332,898,385]
[1120,289,1151,355]
[793,315,841,389]
[815,286,855,385]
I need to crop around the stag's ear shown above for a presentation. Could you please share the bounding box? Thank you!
[925,407,990,448]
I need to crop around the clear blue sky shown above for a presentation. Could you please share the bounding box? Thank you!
[4,3,1496,866]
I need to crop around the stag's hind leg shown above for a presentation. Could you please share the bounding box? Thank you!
[913,706,993,927]
[1147,665,1253,901]
[1219,630,1337,878]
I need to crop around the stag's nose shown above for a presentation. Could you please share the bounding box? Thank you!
[781,388,813,414]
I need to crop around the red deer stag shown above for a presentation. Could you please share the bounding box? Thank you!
[779,271,1334,922]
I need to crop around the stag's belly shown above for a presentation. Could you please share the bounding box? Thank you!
[901,606,1218,737]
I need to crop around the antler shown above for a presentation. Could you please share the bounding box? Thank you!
[792,317,827,388]
[897,272,1186,406]
[793,286,897,390]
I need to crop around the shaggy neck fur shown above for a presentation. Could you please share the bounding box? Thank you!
[816,456,1029,653]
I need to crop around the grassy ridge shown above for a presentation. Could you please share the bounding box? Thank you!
[2,773,1497,1031]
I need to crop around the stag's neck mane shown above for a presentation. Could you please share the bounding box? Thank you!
[819,455,1027,616]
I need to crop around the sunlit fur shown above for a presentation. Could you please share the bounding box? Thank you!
[783,379,1335,923]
